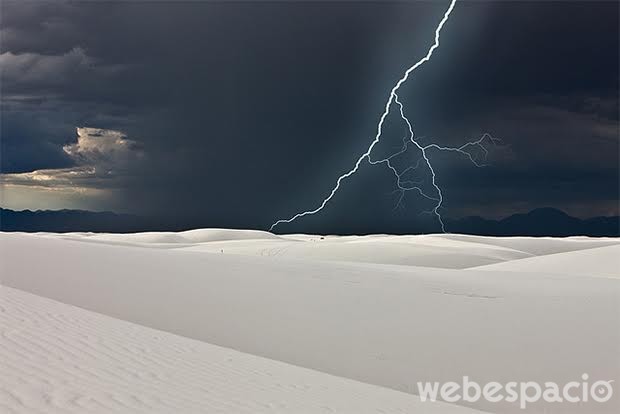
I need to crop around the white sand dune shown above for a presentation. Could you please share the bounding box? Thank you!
[473,244,620,277]
[442,234,620,257]
[1,285,478,414]
[1,231,619,413]
[175,235,532,269]
[37,228,283,249]
[31,230,619,269]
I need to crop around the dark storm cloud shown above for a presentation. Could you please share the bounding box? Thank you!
[1,0,618,231]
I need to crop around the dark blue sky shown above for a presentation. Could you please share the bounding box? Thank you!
[1,0,618,233]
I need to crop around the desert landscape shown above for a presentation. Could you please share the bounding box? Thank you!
[1,230,618,413]
[2,0,618,413]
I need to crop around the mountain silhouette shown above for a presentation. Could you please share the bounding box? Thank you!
[447,207,619,237]
[1,207,618,236]
[0,209,149,233]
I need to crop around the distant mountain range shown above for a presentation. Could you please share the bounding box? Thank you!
[0,209,154,233]
[447,208,619,237]
[1,207,618,236]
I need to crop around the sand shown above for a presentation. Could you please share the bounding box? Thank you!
[1,230,618,413]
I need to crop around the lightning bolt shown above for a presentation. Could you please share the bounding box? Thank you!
[270,0,498,233]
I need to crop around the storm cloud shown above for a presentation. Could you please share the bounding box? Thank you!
[1,127,144,211]
[1,0,618,232]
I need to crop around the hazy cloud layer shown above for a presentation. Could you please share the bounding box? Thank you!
[2,128,144,211]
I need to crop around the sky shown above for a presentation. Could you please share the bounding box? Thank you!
[1,0,618,233]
